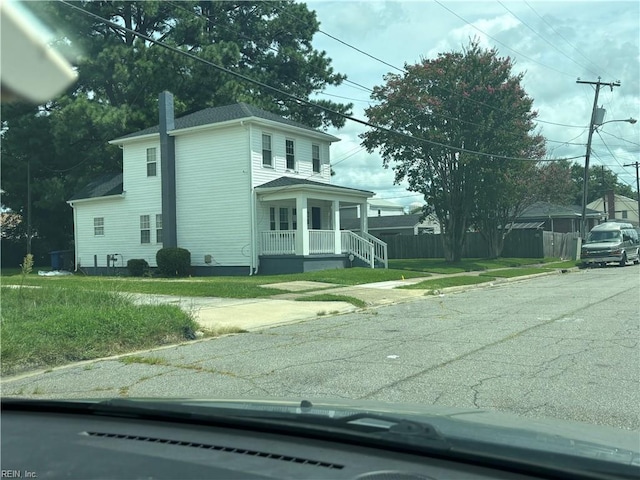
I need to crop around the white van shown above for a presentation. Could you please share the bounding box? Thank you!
[581,222,640,267]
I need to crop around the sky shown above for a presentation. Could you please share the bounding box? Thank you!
[305,0,640,210]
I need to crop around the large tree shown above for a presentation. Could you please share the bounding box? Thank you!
[1,1,351,262]
[361,40,545,262]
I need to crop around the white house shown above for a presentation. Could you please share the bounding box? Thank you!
[587,192,639,226]
[340,198,406,219]
[67,93,387,275]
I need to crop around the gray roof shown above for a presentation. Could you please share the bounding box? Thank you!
[256,177,373,195]
[504,221,546,230]
[518,201,602,219]
[114,102,332,141]
[341,214,423,230]
[68,173,123,201]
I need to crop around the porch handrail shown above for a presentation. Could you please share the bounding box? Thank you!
[309,230,335,254]
[261,231,296,255]
[360,231,388,269]
[341,231,375,268]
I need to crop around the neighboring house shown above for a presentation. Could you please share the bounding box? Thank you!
[587,191,639,226]
[515,201,604,234]
[341,213,441,238]
[67,93,387,275]
[340,198,405,219]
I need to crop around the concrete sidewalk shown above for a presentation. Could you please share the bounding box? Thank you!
[130,267,567,333]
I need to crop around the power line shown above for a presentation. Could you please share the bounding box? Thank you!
[497,1,600,77]
[598,129,640,147]
[57,0,578,164]
[433,0,576,78]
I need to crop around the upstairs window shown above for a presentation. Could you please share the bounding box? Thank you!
[146,148,157,177]
[262,134,272,167]
[156,214,163,244]
[621,210,628,219]
[94,217,104,236]
[286,139,295,170]
[140,215,150,244]
[312,144,320,173]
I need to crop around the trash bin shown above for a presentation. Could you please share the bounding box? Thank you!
[49,250,63,270]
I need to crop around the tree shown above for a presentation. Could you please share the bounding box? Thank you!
[1,1,351,260]
[361,40,545,261]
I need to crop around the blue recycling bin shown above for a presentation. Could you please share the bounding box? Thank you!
[50,250,64,270]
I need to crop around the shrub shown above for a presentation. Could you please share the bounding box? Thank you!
[156,247,191,277]
[127,259,149,277]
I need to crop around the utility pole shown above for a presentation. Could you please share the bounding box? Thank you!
[577,78,620,238]
[27,159,32,255]
[623,161,640,227]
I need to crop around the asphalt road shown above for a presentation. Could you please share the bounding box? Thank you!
[3,265,639,431]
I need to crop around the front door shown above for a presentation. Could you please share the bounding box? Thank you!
[311,207,321,230]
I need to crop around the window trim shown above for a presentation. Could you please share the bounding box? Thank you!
[262,133,273,167]
[140,215,151,244]
[146,147,157,177]
[312,144,321,173]
[285,138,295,171]
[93,217,104,236]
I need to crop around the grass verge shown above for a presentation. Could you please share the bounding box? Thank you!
[295,294,367,308]
[388,258,555,274]
[398,275,496,291]
[480,268,552,278]
[1,286,199,376]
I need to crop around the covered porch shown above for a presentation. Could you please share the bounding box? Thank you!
[254,178,387,273]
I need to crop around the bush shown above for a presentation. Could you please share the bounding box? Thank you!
[156,247,191,277]
[127,259,149,277]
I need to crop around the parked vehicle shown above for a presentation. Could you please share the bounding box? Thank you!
[581,222,640,267]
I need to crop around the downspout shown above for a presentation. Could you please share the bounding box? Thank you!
[247,121,258,275]
[71,202,78,271]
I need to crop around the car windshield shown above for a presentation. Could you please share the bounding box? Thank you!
[1,0,639,475]
[587,231,623,243]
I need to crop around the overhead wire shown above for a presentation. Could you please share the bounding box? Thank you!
[58,0,582,164]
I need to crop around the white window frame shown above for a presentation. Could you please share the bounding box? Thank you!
[94,217,104,236]
[146,148,157,177]
[140,215,151,244]
[312,144,321,173]
[156,214,163,244]
[285,139,295,171]
[262,133,272,167]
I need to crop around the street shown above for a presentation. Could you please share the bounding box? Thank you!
[3,266,639,430]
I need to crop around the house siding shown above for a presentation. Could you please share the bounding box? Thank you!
[251,127,331,187]
[175,125,251,267]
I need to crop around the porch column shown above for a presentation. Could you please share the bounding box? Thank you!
[359,201,369,234]
[332,200,341,254]
[296,194,309,256]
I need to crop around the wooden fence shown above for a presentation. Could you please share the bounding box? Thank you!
[385,229,579,259]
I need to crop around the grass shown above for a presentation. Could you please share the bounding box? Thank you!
[388,257,556,274]
[542,259,582,269]
[295,294,367,308]
[398,275,496,291]
[479,267,552,278]
[1,286,199,376]
[1,267,426,298]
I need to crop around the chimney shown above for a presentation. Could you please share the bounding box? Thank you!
[159,91,177,248]
[606,190,615,221]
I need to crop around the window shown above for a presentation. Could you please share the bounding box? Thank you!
[93,217,104,236]
[292,208,297,230]
[269,207,276,231]
[621,210,628,219]
[279,207,289,230]
[156,214,163,244]
[285,139,295,170]
[312,144,320,173]
[262,134,272,166]
[140,215,150,244]
[146,148,157,177]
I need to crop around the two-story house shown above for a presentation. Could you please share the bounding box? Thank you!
[67,92,387,275]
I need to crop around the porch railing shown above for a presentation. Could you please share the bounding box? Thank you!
[341,231,375,268]
[309,230,335,254]
[261,231,296,255]
[360,231,388,269]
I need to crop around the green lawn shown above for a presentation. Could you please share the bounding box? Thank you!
[1,286,200,376]
[1,267,426,298]
[295,294,367,308]
[388,257,554,274]
[398,275,496,290]
[479,267,552,278]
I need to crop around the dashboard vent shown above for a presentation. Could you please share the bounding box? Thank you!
[82,431,344,470]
